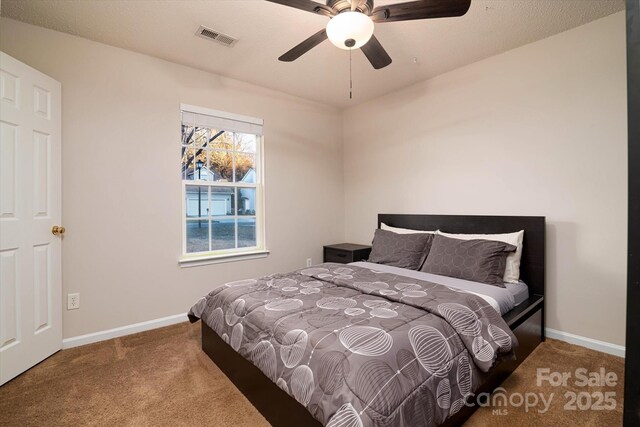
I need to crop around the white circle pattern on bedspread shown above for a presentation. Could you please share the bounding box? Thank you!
[408,325,454,377]
[326,403,363,427]
[339,326,393,357]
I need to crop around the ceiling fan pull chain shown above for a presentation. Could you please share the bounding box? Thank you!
[349,48,353,100]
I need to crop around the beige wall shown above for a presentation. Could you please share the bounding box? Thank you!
[0,18,344,338]
[343,12,627,345]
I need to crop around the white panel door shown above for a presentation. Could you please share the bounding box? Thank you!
[0,51,62,385]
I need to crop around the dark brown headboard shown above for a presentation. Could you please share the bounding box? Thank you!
[378,214,545,297]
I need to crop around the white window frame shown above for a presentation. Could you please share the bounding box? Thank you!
[179,104,268,266]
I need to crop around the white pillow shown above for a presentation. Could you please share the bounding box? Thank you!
[436,230,525,284]
[381,223,437,235]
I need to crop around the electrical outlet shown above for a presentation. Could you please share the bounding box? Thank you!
[306,258,312,267]
[67,293,80,310]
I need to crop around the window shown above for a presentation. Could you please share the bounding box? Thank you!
[180,105,266,263]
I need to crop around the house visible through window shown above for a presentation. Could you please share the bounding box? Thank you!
[180,105,265,260]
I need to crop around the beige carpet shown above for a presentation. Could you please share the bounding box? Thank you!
[0,322,624,426]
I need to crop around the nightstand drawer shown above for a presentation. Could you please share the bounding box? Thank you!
[324,249,353,263]
[323,244,372,264]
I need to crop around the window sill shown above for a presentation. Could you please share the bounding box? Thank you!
[179,250,270,268]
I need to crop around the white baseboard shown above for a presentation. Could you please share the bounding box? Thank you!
[62,313,188,349]
[545,328,625,358]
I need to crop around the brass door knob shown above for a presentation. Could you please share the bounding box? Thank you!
[52,225,66,236]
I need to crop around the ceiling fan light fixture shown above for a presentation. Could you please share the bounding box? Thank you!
[326,11,374,50]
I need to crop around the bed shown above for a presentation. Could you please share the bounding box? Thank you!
[189,214,545,426]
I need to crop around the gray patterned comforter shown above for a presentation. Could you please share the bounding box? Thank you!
[188,263,517,427]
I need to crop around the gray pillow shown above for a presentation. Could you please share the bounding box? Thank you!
[420,234,517,287]
[368,229,434,270]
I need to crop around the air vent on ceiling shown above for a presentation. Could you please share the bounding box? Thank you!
[195,25,238,47]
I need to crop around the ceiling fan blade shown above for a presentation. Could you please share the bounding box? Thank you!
[265,0,334,16]
[279,29,328,62]
[360,35,392,69]
[372,0,471,23]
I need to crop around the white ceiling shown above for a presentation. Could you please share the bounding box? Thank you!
[1,0,624,108]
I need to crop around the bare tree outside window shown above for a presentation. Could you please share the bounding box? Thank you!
[181,119,262,255]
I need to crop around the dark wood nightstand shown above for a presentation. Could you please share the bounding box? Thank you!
[323,243,372,264]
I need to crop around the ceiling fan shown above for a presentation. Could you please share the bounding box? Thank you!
[266,0,472,69]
